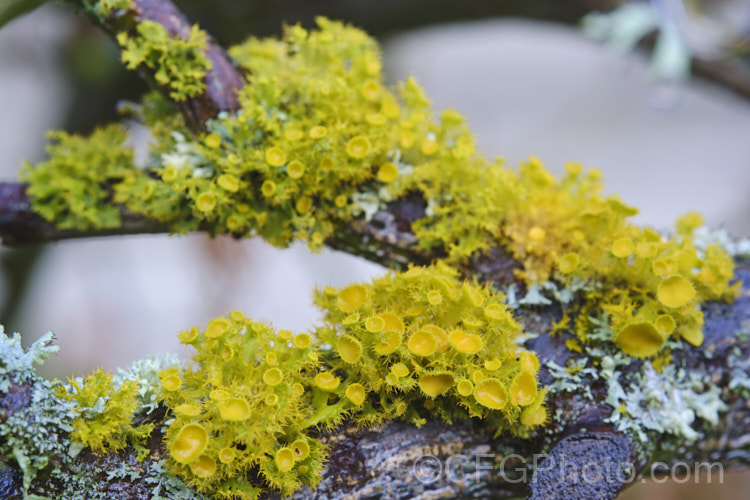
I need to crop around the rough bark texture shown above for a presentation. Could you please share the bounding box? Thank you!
[1,1,750,499]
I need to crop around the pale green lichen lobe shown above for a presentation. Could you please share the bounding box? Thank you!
[117,19,212,101]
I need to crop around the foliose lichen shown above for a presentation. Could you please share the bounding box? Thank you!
[0,328,190,499]
[20,125,135,231]
[56,368,154,460]
[116,19,212,102]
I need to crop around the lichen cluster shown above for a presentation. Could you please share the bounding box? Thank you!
[0,329,182,499]
[20,125,135,230]
[157,314,325,498]
[117,19,212,102]
[56,368,154,460]
[14,14,744,499]
[156,264,540,498]
[314,263,546,430]
[20,18,739,363]
[500,162,739,357]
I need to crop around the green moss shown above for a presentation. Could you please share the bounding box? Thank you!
[117,19,212,102]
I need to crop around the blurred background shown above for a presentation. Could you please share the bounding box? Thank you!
[1,1,749,498]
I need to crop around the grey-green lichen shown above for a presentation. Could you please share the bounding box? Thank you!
[0,328,77,497]
[606,363,727,443]
[728,322,750,398]
[540,305,730,458]
[0,329,190,499]
[113,353,181,416]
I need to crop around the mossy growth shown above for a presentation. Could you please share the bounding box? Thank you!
[56,368,154,460]
[20,125,135,230]
[157,264,543,498]
[117,19,212,101]
[20,18,739,361]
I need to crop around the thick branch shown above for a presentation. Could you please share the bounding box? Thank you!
[3,263,748,499]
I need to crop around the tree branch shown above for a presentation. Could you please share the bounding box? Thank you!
[72,0,244,130]
[1,1,750,499]
[0,182,168,246]
[3,263,748,499]
[0,0,48,28]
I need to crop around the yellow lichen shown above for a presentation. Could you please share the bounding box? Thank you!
[657,275,696,308]
[474,379,508,410]
[217,398,251,421]
[190,455,217,478]
[345,383,366,406]
[275,448,295,472]
[314,372,341,391]
[263,367,283,386]
[407,330,437,357]
[170,423,209,464]
[510,372,537,406]
[315,264,544,431]
[25,20,738,368]
[615,322,666,358]
[337,285,367,312]
[418,374,454,398]
[448,329,483,354]
[117,20,212,101]
[337,335,363,364]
